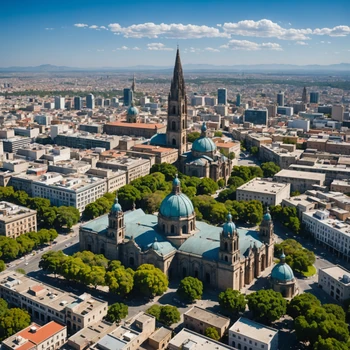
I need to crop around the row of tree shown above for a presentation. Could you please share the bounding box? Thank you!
[0,186,80,229]
[0,228,58,262]
[270,205,301,234]
[39,251,168,297]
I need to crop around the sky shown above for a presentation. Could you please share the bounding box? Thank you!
[1,0,350,67]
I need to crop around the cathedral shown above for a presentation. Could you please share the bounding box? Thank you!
[149,49,233,183]
[79,176,274,291]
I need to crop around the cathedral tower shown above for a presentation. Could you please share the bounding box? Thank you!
[108,195,125,245]
[220,213,240,264]
[259,208,274,268]
[166,48,187,156]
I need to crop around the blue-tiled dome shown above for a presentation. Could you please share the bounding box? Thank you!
[271,254,294,282]
[263,208,272,221]
[111,196,122,213]
[192,137,216,153]
[127,104,139,116]
[173,175,180,186]
[223,212,236,237]
[152,238,160,251]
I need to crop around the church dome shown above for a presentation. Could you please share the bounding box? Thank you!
[271,253,294,282]
[263,208,272,221]
[192,122,217,153]
[223,212,236,237]
[159,176,194,218]
[111,196,122,213]
[127,104,139,116]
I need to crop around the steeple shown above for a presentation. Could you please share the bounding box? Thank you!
[302,86,307,104]
[201,122,208,137]
[170,48,186,102]
[131,74,136,93]
[172,174,181,194]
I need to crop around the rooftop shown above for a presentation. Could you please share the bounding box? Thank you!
[321,265,350,286]
[237,178,290,194]
[0,201,36,222]
[184,306,230,328]
[229,317,278,344]
[274,169,326,181]
[106,120,165,129]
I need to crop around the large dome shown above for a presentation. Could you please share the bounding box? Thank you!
[192,122,217,153]
[127,105,139,116]
[271,254,294,282]
[159,176,194,218]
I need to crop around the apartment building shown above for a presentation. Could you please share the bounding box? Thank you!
[148,327,172,350]
[229,317,279,350]
[129,144,179,164]
[307,137,350,155]
[236,178,290,206]
[302,210,350,260]
[0,272,108,333]
[96,156,151,184]
[48,160,91,175]
[31,173,107,213]
[274,169,325,193]
[331,179,350,193]
[245,133,272,149]
[3,137,31,153]
[318,266,350,302]
[183,306,230,339]
[14,127,40,139]
[0,201,37,238]
[86,168,127,193]
[2,322,67,350]
[104,121,166,138]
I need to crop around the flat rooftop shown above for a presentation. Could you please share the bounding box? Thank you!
[184,306,230,328]
[274,169,326,181]
[0,201,36,222]
[106,121,165,129]
[229,317,278,344]
[321,265,350,286]
[237,178,290,194]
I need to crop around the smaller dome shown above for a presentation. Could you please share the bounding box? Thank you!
[111,196,122,213]
[192,137,217,153]
[127,104,139,116]
[201,122,207,132]
[263,208,272,221]
[223,212,236,237]
[271,255,294,283]
[152,238,160,251]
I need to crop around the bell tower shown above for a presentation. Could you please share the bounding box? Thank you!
[220,213,240,264]
[166,48,187,156]
[108,195,125,245]
[259,207,274,268]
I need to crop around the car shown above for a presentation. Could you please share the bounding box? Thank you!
[65,244,68,247]
[20,257,24,260]
[25,262,28,266]
[98,295,104,299]
[52,241,58,245]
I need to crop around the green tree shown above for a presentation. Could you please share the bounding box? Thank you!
[323,304,346,323]
[88,266,106,288]
[39,250,67,277]
[105,303,128,323]
[250,146,259,155]
[0,298,8,317]
[314,337,349,350]
[287,293,321,319]
[83,203,101,220]
[247,289,287,325]
[217,179,225,188]
[261,162,281,177]
[214,131,223,137]
[16,235,35,256]
[0,260,5,272]
[291,190,301,197]
[133,264,168,297]
[205,327,220,341]
[117,185,142,210]
[159,305,180,326]
[55,206,80,229]
[227,176,246,188]
[187,131,201,143]
[0,308,31,339]
[177,277,203,303]
[150,163,178,181]
[105,265,134,297]
[218,289,246,316]
[197,178,219,195]
[0,237,20,260]
[141,192,166,214]
[146,305,161,320]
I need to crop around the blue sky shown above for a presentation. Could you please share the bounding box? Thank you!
[1,0,350,67]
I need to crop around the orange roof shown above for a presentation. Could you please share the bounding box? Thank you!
[15,341,35,350]
[30,285,44,293]
[106,121,165,129]
[17,322,65,345]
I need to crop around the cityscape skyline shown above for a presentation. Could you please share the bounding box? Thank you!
[1,0,350,67]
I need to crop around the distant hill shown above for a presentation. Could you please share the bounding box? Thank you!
[1,63,350,72]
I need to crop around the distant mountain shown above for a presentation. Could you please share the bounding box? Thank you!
[1,63,350,72]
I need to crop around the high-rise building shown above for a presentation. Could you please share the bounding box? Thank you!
[123,88,133,106]
[217,88,227,105]
[332,105,344,122]
[310,92,320,104]
[74,96,82,110]
[236,93,241,107]
[277,92,284,106]
[95,97,104,106]
[54,96,65,110]
[131,74,136,93]
[86,93,95,109]
[244,108,268,125]
[302,86,308,104]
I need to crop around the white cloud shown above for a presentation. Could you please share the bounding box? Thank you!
[221,39,282,51]
[100,26,108,30]
[222,19,312,40]
[116,46,130,50]
[313,25,350,37]
[204,47,220,52]
[108,22,228,39]
[320,41,331,44]
[97,49,104,52]
[147,43,174,51]
[296,41,308,45]
[74,23,88,28]
[115,46,142,51]
[132,47,141,50]
[89,25,99,29]
[45,28,54,31]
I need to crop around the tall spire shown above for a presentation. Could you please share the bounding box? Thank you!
[302,86,307,104]
[170,48,186,101]
[131,74,136,93]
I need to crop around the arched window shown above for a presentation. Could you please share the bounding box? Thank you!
[162,224,165,233]
[194,270,199,278]
[230,243,233,251]
[182,119,185,128]
[182,225,187,234]
[182,267,187,277]
[172,138,176,146]
[224,242,228,251]
[182,105,185,114]
[171,225,175,234]
[190,221,193,231]
[182,136,185,144]
[172,121,176,131]
[224,256,228,262]
[172,106,176,114]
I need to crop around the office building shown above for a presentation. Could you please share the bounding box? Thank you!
[302,86,307,104]
[236,93,241,107]
[310,91,320,104]
[0,271,108,333]
[244,108,268,125]
[191,96,204,106]
[184,306,230,338]
[332,105,344,122]
[34,114,51,126]
[267,104,277,118]
[79,124,104,134]
[86,94,95,109]
[287,119,310,132]
[104,99,111,107]
[111,97,119,107]
[259,143,302,169]
[236,178,290,206]
[54,96,65,110]
[318,105,332,114]
[204,96,217,106]
[277,106,293,117]
[2,322,67,350]
[319,266,350,302]
[277,91,284,106]
[229,317,279,350]
[123,88,133,106]
[74,96,82,110]
[14,127,40,139]
[217,88,227,105]
[95,97,104,107]
[0,201,37,238]
[3,137,31,153]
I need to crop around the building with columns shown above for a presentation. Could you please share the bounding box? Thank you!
[79,176,274,291]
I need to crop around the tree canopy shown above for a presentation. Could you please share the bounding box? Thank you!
[218,289,246,316]
[147,305,180,326]
[205,327,220,341]
[177,277,203,303]
[106,303,128,323]
[261,162,281,177]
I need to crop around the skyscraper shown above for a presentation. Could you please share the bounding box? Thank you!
[244,109,268,126]
[310,92,319,104]
[236,93,241,107]
[86,93,95,109]
[131,74,136,93]
[54,96,65,110]
[123,88,133,106]
[74,96,82,110]
[277,92,284,106]
[217,88,227,105]
[302,86,307,104]
[166,48,188,156]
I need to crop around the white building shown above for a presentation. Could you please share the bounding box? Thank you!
[332,105,344,122]
[287,119,310,132]
[236,178,290,206]
[191,96,204,106]
[54,96,65,110]
[318,266,350,302]
[302,209,350,260]
[229,317,279,350]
